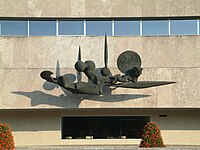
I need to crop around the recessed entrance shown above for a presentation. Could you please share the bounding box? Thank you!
[61,116,150,139]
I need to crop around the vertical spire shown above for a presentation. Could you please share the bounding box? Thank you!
[78,45,81,61]
[104,34,108,68]
[77,46,82,82]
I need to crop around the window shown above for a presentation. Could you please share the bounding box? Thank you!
[29,20,56,36]
[171,20,197,35]
[86,21,112,36]
[0,20,28,36]
[142,20,169,35]
[58,20,84,35]
[1,18,200,36]
[61,116,150,139]
[114,20,140,36]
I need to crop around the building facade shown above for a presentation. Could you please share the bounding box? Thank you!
[0,0,200,146]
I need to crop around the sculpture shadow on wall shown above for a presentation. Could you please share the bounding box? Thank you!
[12,80,151,108]
[12,90,82,108]
[11,60,151,107]
[11,90,150,108]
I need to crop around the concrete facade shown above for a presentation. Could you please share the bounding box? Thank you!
[0,0,200,146]
[0,109,199,146]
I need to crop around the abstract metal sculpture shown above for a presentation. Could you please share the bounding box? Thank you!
[40,36,175,95]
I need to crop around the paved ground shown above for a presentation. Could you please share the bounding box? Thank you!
[16,145,200,150]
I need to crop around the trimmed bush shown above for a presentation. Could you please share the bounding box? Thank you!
[139,122,165,148]
[0,123,15,150]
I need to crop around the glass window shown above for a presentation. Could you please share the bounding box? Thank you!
[62,116,150,139]
[29,20,56,36]
[114,20,140,36]
[0,20,28,36]
[86,21,112,36]
[171,20,197,35]
[142,20,169,35]
[58,20,84,35]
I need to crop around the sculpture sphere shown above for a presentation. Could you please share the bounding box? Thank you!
[85,60,96,70]
[75,60,86,72]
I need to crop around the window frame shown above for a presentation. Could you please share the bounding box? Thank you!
[29,19,57,36]
[170,19,198,35]
[58,19,85,36]
[0,19,28,36]
[86,20,113,36]
[0,17,200,37]
[114,19,140,36]
[142,19,169,36]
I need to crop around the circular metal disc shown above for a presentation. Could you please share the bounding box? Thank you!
[117,50,142,73]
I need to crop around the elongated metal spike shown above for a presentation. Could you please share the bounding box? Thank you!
[78,45,81,61]
[104,34,108,68]
[77,46,82,82]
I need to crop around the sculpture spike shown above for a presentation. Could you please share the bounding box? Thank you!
[77,46,82,83]
[104,33,108,68]
[78,45,81,61]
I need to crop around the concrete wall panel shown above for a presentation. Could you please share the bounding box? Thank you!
[0,37,13,68]
[71,0,85,16]
[28,0,43,17]
[156,0,200,17]
[13,37,28,68]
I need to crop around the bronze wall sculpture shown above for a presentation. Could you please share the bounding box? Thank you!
[40,36,175,95]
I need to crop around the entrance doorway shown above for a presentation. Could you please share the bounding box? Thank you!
[61,116,150,139]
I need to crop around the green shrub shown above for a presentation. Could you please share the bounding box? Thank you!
[0,123,15,150]
[139,122,165,148]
